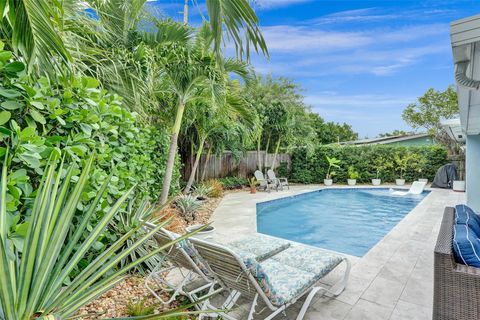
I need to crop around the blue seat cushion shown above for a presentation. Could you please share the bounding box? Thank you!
[226,233,291,261]
[455,204,480,235]
[453,224,480,267]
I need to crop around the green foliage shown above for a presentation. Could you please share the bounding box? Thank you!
[204,179,224,197]
[0,49,180,267]
[175,195,201,222]
[126,298,157,316]
[347,166,360,180]
[218,176,248,189]
[290,145,448,183]
[193,184,213,199]
[309,113,358,144]
[248,176,257,188]
[0,156,175,319]
[325,156,341,179]
[402,86,459,150]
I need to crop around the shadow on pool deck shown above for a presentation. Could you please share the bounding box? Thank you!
[209,184,465,320]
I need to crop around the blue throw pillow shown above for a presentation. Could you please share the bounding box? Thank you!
[455,204,480,235]
[453,224,480,267]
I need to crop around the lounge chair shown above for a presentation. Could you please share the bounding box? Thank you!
[144,224,218,309]
[267,169,289,190]
[254,170,276,192]
[390,181,426,196]
[189,235,351,320]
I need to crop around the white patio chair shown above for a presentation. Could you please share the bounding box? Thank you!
[189,236,351,320]
[267,169,289,190]
[254,170,276,192]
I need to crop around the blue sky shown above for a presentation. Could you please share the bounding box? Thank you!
[147,0,480,138]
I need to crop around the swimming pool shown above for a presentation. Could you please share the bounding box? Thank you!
[256,188,429,256]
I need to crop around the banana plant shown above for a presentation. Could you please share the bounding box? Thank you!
[0,153,194,319]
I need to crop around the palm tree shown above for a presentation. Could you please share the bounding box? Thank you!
[1,0,268,74]
[183,85,254,193]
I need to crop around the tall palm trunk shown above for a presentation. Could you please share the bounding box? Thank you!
[256,137,262,171]
[263,133,271,174]
[201,146,212,181]
[159,102,186,205]
[270,138,281,170]
[184,136,206,193]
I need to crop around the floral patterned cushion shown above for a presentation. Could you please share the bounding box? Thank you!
[225,233,291,261]
[270,244,344,281]
[251,259,317,306]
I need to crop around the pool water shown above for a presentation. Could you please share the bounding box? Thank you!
[256,188,428,256]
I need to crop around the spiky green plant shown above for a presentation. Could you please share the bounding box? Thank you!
[0,153,190,319]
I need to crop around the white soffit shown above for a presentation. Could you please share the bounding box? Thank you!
[441,118,466,143]
[451,14,480,135]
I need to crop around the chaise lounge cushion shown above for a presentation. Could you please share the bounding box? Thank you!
[452,224,480,267]
[454,204,480,235]
[237,243,345,307]
[226,233,291,261]
[251,259,317,306]
[269,243,344,280]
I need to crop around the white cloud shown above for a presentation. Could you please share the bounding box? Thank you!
[304,93,415,108]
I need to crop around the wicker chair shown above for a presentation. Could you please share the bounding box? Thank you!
[433,207,480,320]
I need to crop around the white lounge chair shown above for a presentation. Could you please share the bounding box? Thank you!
[254,170,277,192]
[390,181,427,196]
[189,236,351,320]
[267,169,289,190]
[144,224,219,311]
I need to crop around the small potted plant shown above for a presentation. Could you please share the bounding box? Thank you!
[413,154,428,183]
[372,156,388,186]
[324,156,340,186]
[393,152,412,186]
[248,176,257,194]
[347,166,359,186]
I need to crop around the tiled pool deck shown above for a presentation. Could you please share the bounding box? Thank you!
[209,185,465,320]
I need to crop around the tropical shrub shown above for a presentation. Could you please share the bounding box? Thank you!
[218,176,248,189]
[290,145,448,184]
[193,184,213,200]
[325,156,341,180]
[347,166,360,180]
[0,155,179,319]
[0,48,181,261]
[205,179,224,197]
[175,195,201,222]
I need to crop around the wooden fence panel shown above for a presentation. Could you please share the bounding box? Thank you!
[182,151,291,181]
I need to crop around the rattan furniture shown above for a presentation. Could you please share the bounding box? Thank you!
[433,207,480,320]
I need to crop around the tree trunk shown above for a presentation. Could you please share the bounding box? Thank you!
[158,102,186,205]
[263,133,271,174]
[201,146,212,181]
[183,0,189,24]
[270,138,281,170]
[256,137,262,171]
[184,137,206,193]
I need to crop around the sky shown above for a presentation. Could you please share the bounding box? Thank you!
[146,0,480,138]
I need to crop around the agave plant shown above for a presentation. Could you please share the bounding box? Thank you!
[0,153,191,319]
[175,195,201,222]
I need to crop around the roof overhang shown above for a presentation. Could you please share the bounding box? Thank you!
[441,118,466,143]
[451,14,480,135]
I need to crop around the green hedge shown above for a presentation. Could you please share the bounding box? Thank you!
[289,145,448,184]
[0,48,180,252]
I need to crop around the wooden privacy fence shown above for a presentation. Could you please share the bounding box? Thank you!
[181,151,291,181]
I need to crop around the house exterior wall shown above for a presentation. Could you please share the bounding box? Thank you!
[466,135,480,211]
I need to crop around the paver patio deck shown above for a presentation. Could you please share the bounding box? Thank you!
[209,184,465,320]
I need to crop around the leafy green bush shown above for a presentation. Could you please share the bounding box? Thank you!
[218,176,248,189]
[289,145,448,184]
[0,46,180,262]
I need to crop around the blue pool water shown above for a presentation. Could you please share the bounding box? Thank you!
[257,188,428,256]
